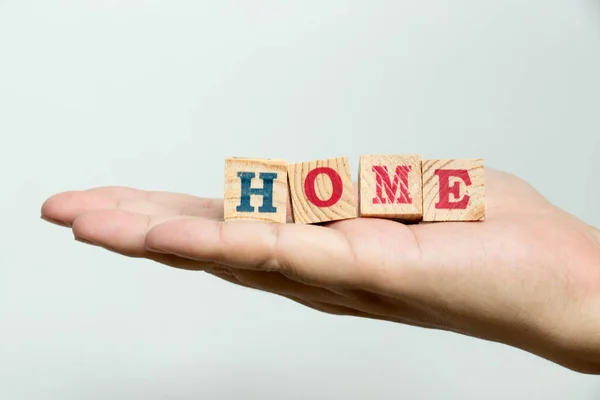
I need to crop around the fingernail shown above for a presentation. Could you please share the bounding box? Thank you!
[74,236,95,245]
[145,244,167,253]
[41,215,70,227]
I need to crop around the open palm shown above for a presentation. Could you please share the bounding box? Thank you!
[41,168,600,373]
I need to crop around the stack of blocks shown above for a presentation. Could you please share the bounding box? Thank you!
[224,156,485,224]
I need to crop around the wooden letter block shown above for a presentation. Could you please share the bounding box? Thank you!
[224,157,288,223]
[422,158,485,222]
[358,154,423,222]
[287,156,356,224]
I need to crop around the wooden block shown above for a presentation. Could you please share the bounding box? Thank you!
[224,157,288,223]
[422,158,485,222]
[358,154,423,222]
[287,156,357,224]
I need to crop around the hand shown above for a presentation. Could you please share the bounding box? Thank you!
[40,168,600,373]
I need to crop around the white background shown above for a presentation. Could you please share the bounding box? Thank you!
[1,0,600,398]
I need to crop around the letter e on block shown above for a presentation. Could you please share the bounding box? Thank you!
[422,158,485,222]
[358,154,423,222]
[224,157,288,223]
[288,156,356,224]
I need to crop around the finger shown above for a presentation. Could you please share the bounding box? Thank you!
[41,180,353,228]
[71,209,340,303]
[69,209,312,300]
[71,209,233,274]
[145,218,370,289]
[284,296,443,331]
[204,265,447,328]
[41,187,224,226]
[71,209,191,256]
[205,269,378,319]
[224,269,350,303]
[206,268,446,331]
[286,295,374,317]
[205,270,326,301]
[206,270,370,319]
[225,267,421,323]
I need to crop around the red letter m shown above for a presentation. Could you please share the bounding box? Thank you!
[371,165,413,205]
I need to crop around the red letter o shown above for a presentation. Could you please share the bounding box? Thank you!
[304,167,343,207]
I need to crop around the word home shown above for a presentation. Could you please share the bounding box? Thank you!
[224,155,484,224]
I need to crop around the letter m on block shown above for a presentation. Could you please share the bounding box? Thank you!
[371,165,413,205]
[235,172,278,213]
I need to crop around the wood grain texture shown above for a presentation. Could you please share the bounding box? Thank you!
[224,157,288,223]
[287,156,356,224]
[422,158,485,222]
[358,154,422,221]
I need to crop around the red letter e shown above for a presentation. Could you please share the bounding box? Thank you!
[434,169,471,209]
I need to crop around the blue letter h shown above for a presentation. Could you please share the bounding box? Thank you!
[236,172,278,213]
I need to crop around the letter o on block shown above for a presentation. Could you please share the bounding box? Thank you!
[304,167,343,207]
[288,157,357,224]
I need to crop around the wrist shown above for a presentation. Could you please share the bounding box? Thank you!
[593,226,600,247]
[529,224,600,374]
[562,227,600,374]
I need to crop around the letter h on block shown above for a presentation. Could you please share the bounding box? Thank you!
[421,158,485,221]
[358,154,423,222]
[224,157,288,223]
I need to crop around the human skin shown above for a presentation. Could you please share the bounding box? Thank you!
[40,168,600,373]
